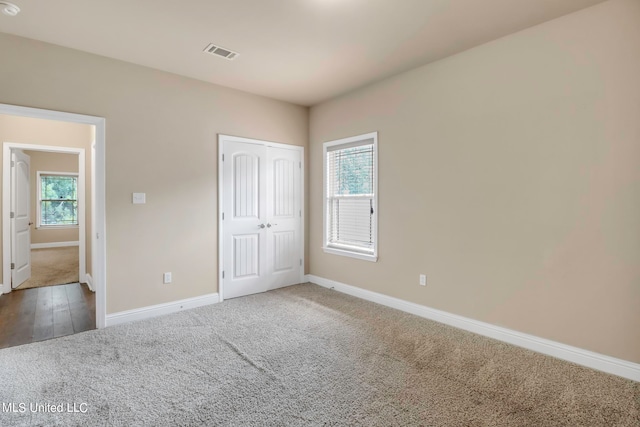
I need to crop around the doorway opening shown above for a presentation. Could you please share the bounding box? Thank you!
[0,104,106,343]
[9,147,86,292]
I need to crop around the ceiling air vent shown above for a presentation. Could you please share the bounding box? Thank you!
[203,43,239,60]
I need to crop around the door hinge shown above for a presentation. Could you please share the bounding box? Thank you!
[222,154,225,161]
[10,212,14,219]
[299,210,302,217]
[10,263,15,270]
[10,161,15,167]
[222,212,224,220]
[300,259,302,266]
[222,271,225,279]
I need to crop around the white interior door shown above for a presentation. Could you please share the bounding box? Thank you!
[222,141,268,299]
[265,146,302,290]
[11,150,31,289]
[221,137,302,299]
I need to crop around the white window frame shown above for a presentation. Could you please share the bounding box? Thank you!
[36,171,79,229]
[323,131,378,262]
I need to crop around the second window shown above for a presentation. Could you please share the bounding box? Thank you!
[37,172,78,228]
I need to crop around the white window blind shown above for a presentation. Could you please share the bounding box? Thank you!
[324,133,377,261]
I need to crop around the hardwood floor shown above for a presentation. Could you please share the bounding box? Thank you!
[0,283,95,349]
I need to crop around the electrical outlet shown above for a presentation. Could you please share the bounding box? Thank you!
[163,272,172,284]
[419,274,427,286]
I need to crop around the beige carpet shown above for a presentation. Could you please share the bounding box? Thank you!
[0,283,637,426]
[15,246,79,290]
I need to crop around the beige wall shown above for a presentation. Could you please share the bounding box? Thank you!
[0,32,309,314]
[24,150,79,245]
[310,0,640,364]
[0,116,92,277]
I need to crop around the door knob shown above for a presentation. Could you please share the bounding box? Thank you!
[267,223,277,228]
[28,222,34,226]
[258,224,266,229]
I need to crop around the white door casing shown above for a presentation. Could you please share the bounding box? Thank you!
[0,103,106,329]
[220,136,303,300]
[11,150,31,288]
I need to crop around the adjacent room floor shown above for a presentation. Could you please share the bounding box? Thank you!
[0,282,95,349]
[16,246,80,290]
[0,245,91,349]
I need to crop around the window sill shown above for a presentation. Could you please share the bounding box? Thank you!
[323,246,377,262]
[36,225,79,230]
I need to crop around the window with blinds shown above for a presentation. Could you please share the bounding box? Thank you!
[37,173,78,227]
[323,132,378,261]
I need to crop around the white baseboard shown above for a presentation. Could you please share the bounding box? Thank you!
[0,283,3,294]
[31,241,79,249]
[105,293,220,327]
[84,273,94,292]
[306,274,640,382]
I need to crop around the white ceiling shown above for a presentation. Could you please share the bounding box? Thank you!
[0,0,606,106]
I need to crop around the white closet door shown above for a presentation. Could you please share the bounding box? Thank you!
[222,141,268,299]
[221,138,302,299]
[265,146,301,290]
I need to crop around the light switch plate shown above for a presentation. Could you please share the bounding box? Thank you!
[132,193,146,204]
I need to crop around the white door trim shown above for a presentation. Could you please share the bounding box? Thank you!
[217,134,305,302]
[5,144,86,289]
[0,103,107,329]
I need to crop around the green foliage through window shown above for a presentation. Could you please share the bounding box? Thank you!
[331,146,374,196]
[40,175,78,226]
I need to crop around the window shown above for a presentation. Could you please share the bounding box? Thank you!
[323,132,378,262]
[37,172,78,228]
